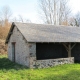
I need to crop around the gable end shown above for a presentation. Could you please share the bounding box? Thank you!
[5,22,16,44]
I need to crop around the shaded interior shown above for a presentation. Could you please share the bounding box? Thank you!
[36,43,80,63]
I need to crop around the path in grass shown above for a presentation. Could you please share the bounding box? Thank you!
[0,55,80,80]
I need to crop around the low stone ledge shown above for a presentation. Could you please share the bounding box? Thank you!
[30,57,74,68]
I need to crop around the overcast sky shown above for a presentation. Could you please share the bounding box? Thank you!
[0,0,80,23]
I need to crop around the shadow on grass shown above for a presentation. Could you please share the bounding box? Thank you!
[0,57,28,70]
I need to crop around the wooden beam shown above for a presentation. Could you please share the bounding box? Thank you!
[71,43,76,50]
[65,49,68,52]
[62,43,76,57]
[62,43,68,50]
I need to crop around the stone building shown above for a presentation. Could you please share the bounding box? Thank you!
[6,22,80,68]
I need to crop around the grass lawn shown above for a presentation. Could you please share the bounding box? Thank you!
[0,55,80,80]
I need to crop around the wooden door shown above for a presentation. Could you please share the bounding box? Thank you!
[12,42,16,62]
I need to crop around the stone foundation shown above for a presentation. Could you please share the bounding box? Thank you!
[30,57,74,68]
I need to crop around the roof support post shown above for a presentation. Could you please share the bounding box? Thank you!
[62,43,76,58]
[68,43,71,57]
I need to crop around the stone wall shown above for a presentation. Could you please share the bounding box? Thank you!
[30,57,74,68]
[29,43,36,57]
[8,26,30,67]
[29,43,74,68]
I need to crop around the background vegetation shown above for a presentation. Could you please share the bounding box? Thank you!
[0,22,10,54]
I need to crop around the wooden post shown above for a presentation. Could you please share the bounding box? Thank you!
[68,43,71,57]
[62,43,76,58]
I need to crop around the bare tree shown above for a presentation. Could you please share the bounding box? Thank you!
[69,12,80,27]
[13,15,31,23]
[0,6,12,21]
[18,15,24,22]
[38,0,71,25]
[75,12,80,27]
[39,0,55,24]
[26,19,31,23]
[58,0,70,25]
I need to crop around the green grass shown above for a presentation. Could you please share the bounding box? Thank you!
[0,55,80,80]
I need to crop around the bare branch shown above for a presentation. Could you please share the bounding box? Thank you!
[0,6,12,21]
[18,15,24,22]
[38,0,71,25]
